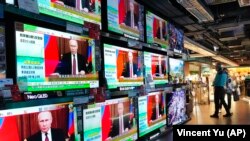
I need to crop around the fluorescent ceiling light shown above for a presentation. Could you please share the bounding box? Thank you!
[228,45,243,48]
[177,0,214,23]
[212,55,239,66]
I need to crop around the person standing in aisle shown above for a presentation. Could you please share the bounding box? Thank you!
[210,63,232,118]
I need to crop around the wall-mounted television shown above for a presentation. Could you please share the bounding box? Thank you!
[138,91,166,137]
[169,58,184,84]
[166,89,187,126]
[168,23,184,53]
[0,102,74,141]
[37,0,101,26]
[146,11,169,49]
[144,51,168,85]
[83,97,138,141]
[15,22,99,92]
[104,43,143,90]
[107,0,144,41]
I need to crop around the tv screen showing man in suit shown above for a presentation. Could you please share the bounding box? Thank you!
[104,43,143,90]
[138,91,166,137]
[144,52,168,86]
[107,0,144,41]
[83,97,138,141]
[15,23,99,92]
[37,0,101,26]
[0,103,74,141]
[146,11,169,49]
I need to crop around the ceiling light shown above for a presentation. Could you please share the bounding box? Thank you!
[228,45,243,48]
[177,0,214,23]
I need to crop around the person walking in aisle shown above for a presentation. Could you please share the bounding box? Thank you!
[210,63,232,118]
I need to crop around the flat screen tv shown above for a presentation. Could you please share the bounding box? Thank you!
[138,91,166,137]
[168,23,184,53]
[0,102,74,141]
[146,11,169,49]
[107,0,144,41]
[166,89,187,126]
[169,58,184,84]
[37,0,101,26]
[144,51,168,85]
[104,43,143,90]
[15,22,99,92]
[83,97,138,141]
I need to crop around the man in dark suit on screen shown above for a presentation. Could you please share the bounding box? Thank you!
[155,56,166,77]
[26,111,66,141]
[121,52,138,78]
[52,39,87,76]
[106,103,131,140]
[122,0,139,29]
[156,21,167,40]
[150,94,164,121]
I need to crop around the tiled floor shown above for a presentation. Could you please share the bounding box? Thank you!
[156,98,250,141]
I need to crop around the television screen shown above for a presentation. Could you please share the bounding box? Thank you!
[0,26,5,79]
[104,43,143,90]
[146,11,169,49]
[15,22,99,92]
[166,89,187,126]
[168,23,184,53]
[83,97,137,141]
[0,102,75,141]
[107,0,144,41]
[169,58,184,83]
[138,91,166,137]
[144,52,168,85]
[37,0,101,26]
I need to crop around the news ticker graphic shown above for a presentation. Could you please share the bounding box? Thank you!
[173,125,250,140]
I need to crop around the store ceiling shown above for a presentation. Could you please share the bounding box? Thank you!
[138,0,250,66]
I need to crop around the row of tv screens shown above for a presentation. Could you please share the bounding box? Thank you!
[4,0,184,51]
[0,89,187,141]
[15,22,184,92]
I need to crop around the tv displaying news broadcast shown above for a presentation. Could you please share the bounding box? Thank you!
[15,22,98,92]
[107,0,144,41]
[0,102,75,141]
[83,97,137,141]
[138,91,166,137]
[168,23,184,53]
[169,58,184,84]
[144,52,168,85]
[166,89,187,126]
[146,11,169,49]
[37,0,101,26]
[104,43,143,90]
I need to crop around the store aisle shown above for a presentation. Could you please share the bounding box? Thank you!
[187,99,250,125]
[156,99,250,141]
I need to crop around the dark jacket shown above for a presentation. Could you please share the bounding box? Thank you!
[26,128,66,141]
[55,53,87,75]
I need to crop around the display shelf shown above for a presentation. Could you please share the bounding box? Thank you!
[2,96,73,110]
